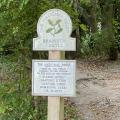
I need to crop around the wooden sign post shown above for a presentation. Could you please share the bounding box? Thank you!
[32,9,76,120]
[48,51,64,120]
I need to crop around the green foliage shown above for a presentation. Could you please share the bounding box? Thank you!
[0,56,80,119]
[1,0,120,59]
[80,34,91,56]
[0,55,19,81]
[113,20,120,51]
[0,81,35,120]
[0,0,79,59]
[80,30,114,57]
[80,24,88,32]
[91,31,111,55]
[0,81,79,120]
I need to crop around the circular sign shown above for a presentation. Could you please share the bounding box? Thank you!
[37,9,72,38]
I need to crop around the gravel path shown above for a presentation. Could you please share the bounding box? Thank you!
[71,60,120,120]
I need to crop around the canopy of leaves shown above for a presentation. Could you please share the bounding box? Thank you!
[0,0,79,55]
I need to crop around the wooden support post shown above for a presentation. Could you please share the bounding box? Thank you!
[48,51,65,120]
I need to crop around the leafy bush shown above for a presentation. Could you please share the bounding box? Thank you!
[0,80,37,120]
[80,30,114,57]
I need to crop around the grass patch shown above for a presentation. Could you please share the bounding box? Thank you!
[0,80,80,120]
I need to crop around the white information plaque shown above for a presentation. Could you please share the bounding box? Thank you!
[32,60,76,97]
[33,9,76,51]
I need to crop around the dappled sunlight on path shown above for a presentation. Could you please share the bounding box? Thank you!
[71,60,120,120]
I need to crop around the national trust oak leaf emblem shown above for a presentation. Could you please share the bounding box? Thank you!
[46,19,63,37]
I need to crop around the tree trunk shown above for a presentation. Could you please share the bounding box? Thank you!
[101,3,118,60]
[73,0,81,56]
[90,0,97,33]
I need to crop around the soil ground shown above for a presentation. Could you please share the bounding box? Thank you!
[71,59,120,120]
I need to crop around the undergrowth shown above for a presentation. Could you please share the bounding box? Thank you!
[0,56,80,120]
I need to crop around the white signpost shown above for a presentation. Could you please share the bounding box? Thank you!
[32,60,76,97]
[33,9,76,51]
[32,9,76,120]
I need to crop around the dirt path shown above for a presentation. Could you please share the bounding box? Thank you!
[71,60,120,120]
